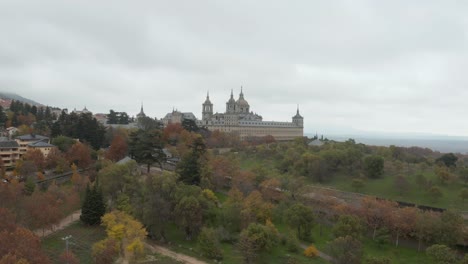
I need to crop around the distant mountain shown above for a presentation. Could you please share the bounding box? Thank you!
[0,92,42,106]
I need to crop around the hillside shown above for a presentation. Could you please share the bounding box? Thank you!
[0,92,42,107]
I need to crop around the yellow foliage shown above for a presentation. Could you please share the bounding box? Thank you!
[202,189,218,204]
[100,211,148,260]
[304,245,319,258]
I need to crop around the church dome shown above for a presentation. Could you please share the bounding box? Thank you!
[236,98,249,107]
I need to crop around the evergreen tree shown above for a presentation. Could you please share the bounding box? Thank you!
[177,136,207,185]
[80,183,106,225]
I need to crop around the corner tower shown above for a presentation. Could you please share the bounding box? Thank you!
[292,106,304,127]
[202,92,213,121]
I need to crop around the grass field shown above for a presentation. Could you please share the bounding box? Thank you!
[42,222,106,264]
[237,152,468,210]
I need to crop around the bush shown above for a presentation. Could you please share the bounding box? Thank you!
[303,245,319,258]
[285,233,300,253]
[198,227,223,260]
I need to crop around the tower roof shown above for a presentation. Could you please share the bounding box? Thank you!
[227,89,236,104]
[203,91,212,104]
[236,86,249,106]
[293,105,303,119]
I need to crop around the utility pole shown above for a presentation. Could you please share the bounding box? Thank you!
[62,235,72,264]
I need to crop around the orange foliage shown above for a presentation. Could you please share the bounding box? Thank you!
[105,134,128,162]
[303,245,319,257]
[66,142,92,169]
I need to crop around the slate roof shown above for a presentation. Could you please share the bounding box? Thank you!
[16,134,49,141]
[0,140,19,148]
[28,141,55,148]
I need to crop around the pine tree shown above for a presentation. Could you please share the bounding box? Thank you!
[80,183,106,225]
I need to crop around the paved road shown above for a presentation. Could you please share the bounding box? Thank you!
[145,242,207,264]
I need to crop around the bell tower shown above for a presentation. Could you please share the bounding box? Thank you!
[202,91,213,121]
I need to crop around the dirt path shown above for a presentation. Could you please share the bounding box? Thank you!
[145,241,207,264]
[34,210,81,238]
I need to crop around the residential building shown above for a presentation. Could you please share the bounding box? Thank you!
[0,139,20,168]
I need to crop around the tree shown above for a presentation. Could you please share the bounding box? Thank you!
[92,238,119,264]
[66,142,92,169]
[129,129,165,173]
[174,195,203,240]
[80,183,106,225]
[22,149,45,171]
[436,153,458,167]
[435,166,452,184]
[0,227,51,264]
[198,227,223,260]
[415,173,427,189]
[141,172,178,241]
[137,116,162,131]
[105,134,128,162]
[223,187,244,232]
[260,178,283,202]
[51,136,76,152]
[100,211,147,260]
[425,244,457,264]
[363,155,384,178]
[326,235,363,264]
[241,190,273,227]
[176,136,206,185]
[238,223,278,264]
[332,215,364,240]
[434,210,464,246]
[284,202,315,240]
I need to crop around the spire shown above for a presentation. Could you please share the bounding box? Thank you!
[239,85,244,98]
[297,104,300,115]
[207,91,210,99]
[230,89,234,98]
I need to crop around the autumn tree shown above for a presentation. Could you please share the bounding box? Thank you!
[389,206,417,247]
[0,227,51,264]
[241,190,273,227]
[66,142,92,169]
[22,149,45,171]
[100,211,147,260]
[92,238,119,264]
[260,178,283,202]
[105,134,128,162]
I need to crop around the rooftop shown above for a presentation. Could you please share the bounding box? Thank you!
[16,134,49,141]
[0,140,19,148]
[28,141,55,148]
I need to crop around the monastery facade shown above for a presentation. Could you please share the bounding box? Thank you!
[197,89,303,141]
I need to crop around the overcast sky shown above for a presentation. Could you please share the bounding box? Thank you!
[1,1,468,137]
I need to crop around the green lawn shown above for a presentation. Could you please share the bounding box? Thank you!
[42,222,106,264]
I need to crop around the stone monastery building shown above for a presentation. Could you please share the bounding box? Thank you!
[197,88,303,141]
